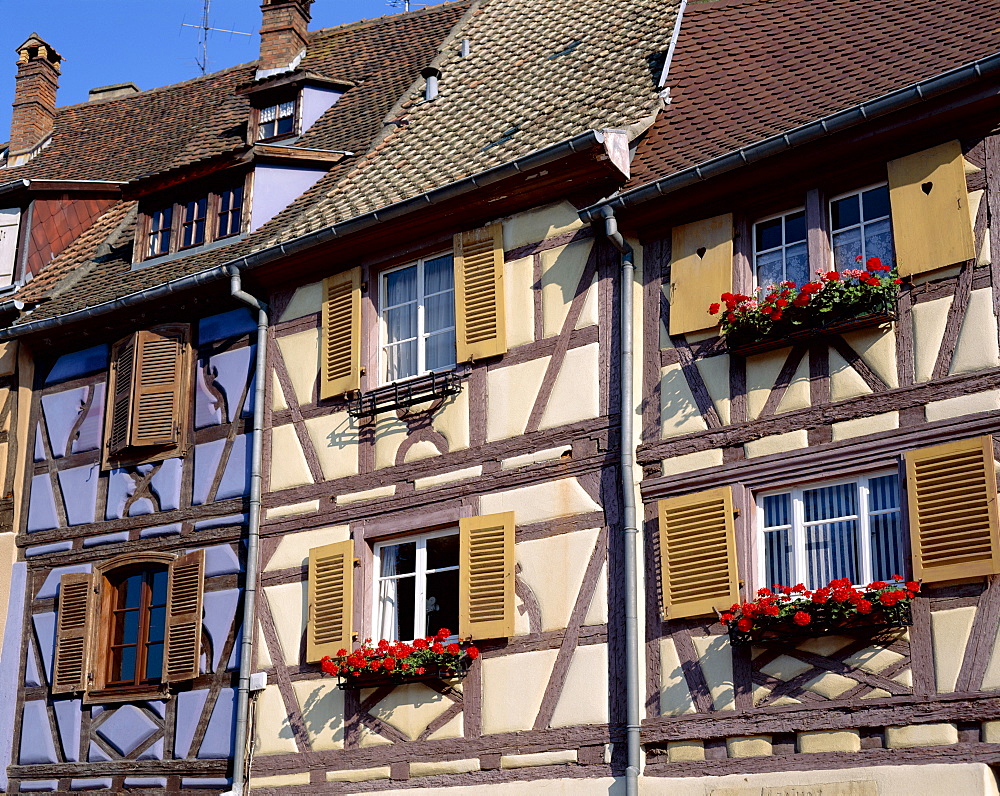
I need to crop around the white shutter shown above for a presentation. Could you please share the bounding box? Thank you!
[0,208,20,287]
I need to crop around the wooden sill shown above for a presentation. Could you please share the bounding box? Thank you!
[727,312,895,357]
[83,685,170,705]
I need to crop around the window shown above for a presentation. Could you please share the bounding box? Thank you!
[753,209,807,287]
[258,99,297,140]
[374,530,459,641]
[759,472,905,591]
[180,197,208,249]
[138,180,246,262]
[105,566,168,687]
[830,184,893,270]
[147,207,173,258]
[0,207,21,287]
[217,186,243,239]
[380,253,456,383]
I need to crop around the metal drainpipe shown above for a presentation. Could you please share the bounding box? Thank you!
[224,266,268,796]
[597,208,641,796]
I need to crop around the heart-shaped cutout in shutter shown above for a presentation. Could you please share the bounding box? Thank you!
[696,246,707,259]
[921,181,933,195]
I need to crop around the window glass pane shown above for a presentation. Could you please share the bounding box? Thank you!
[867,474,900,512]
[784,211,806,244]
[147,605,166,645]
[862,185,890,221]
[385,304,416,345]
[762,493,791,528]
[425,330,456,372]
[764,527,792,590]
[150,569,168,606]
[279,100,296,117]
[385,266,417,307]
[756,217,782,251]
[260,104,277,123]
[806,520,859,585]
[831,194,860,231]
[427,534,459,570]
[785,241,809,285]
[831,227,862,270]
[378,572,415,641]
[380,542,416,576]
[115,609,140,646]
[425,569,459,637]
[869,512,904,582]
[803,482,857,523]
[112,646,137,683]
[756,250,783,287]
[424,292,455,334]
[145,642,163,681]
[424,255,454,294]
[120,573,144,610]
[385,340,417,381]
[863,218,893,268]
[277,115,294,136]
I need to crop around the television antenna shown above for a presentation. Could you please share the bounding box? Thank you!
[182,0,252,75]
[387,0,421,11]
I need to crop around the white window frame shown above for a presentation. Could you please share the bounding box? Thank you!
[379,253,456,385]
[752,206,807,288]
[828,182,893,270]
[372,528,459,643]
[756,470,905,591]
[257,98,298,141]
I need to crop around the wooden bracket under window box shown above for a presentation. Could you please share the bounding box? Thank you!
[334,661,470,690]
[727,606,912,647]
[348,370,463,419]
[726,311,896,357]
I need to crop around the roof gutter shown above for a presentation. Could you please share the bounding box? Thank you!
[581,50,1000,221]
[0,128,605,340]
[0,178,124,198]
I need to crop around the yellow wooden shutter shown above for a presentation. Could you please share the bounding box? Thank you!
[669,214,734,336]
[320,268,361,399]
[658,487,739,619]
[307,539,354,662]
[52,572,93,694]
[905,436,1000,583]
[887,140,976,277]
[459,511,515,640]
[106,335,137,457]
[454,224,507,362]
[131,325,189,447]
[162,549,205,683]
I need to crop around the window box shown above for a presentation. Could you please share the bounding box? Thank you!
[727,606,912,646]
[727,304,896,357]
[347,369,462,418]
[331,659,471,690]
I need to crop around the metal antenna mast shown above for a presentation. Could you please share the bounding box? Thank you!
[387,0,412,11]
[182,0,251,75]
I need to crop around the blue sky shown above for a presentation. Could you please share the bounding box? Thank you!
[0,0,419,140]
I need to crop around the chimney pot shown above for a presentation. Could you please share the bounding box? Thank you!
[88,82,140,102]
[9,33,62,157]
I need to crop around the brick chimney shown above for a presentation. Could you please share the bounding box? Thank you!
[258,0,313,74]
[9,34,61,156]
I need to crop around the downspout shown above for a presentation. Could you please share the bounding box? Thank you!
[597,207,641,796]
[223,266,268,796]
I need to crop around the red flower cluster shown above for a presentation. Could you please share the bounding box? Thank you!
[319,628,479,681]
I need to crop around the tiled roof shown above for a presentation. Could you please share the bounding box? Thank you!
[626,0,1000,189]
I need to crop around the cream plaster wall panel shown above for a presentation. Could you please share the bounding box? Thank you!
[747,349,803,420]
[667,740,705,762]
[276,329,319,405]
[660,363,709,438]
[951,288,1000,374]
[505,256,535,349]
[660,284,671,348]
[513,590,531,637]
[983,720,1000,743]
[925,389,1000,422]
[696,354,731,425]
[249,772,310,789]
[575,274,599,329]
[358,725,393,747]
[326,767,391,783]
[264,581,307,665]
[266,499,320,520]
[500,750,577,769]
[502,201,583,251]
[0,533,13,644]
[797,634,867,657]
[415,466,483,490]
[690,634,735,711]
[583,560,608,626]
[542,242,593,337]
[338,485,395,504]
[842,326,899,389]
[798,729,862,753]
[253,685,299,755]
[979,621,1000,690]
[829,347,873,402]
[271,372,288,411]
[269,423,314,491]
[266,525,350,572]
[256,621,272,668]
[432,386,470,452]
[774,354,811,415]
[912,296,952,383]
[502,446,571,470]
[971,190,991,266]
[659,637,696,716]
[374,414,408,470]
[365,779,623,796]
[885,722,959,748]
[487,356,549,442]
[843,646,905,675]
[931,605,977,693]
[481,649,558,734]
[660,448,724,477]
[403,440,442,463]
[803,672,856,699]
[727,736,772,758]
[758,654,812,682]
[516,528,598,632]
[893,669,913,688]
[367,682,453,741]
[539,343,600,430]
[411,759,481,777]
[550,643,609,728]
[862,688,893,699]
[831,411,899,442]
[292,679,345,750]
[480,478,601,526]
[426,711,463,740]
[279,281,323,322]
[304,411,359,481]
[0,341,17,377]
[744,429,809,459]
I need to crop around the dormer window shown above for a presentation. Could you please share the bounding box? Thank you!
[147,207,173,258]
[217,187,243,238]
[180,197,208,249]
[257,98,297,141]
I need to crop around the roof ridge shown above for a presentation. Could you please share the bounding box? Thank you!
[307,0,468,39]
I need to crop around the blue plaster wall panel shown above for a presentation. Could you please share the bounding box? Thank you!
[125,778,167,789]
[217,433,251,501]
[250,163,326,232]
[19,701,57,764]
[53,698,81,762]
[45,344,108,385]
[32,611,56,685]
[41,387,88,459]
[301,85,341,131]
[139,523,182,538]
[27,474,59,532]
[145,700,166,719]
[70,778,112,790]
[198,687,236,759]
[19,781,58,792]
[194,365,224,429]
[197,309,256,345]
[71,383,105,455]
[151,457,183,512]
[95,704,159,756]
[137,737,164,761]
[37,564,92,600]
[25,641,41,687]
[227,625,243,671]
[57,464,99,526]
[82,531,130,548]
[105,469,135,521]
[216,345,254,422]
[174,689,209,759]
[25,541,72,557]
[202,588,240,671]
[0,562,26,790]
[193,513,246,531]
[202,544,242,577]
[191,439,225,506]
[181,778,232,789]
[87,741,111,762]
[33,424,44,461]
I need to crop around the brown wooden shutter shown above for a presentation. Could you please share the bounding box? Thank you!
[658,487,739,619]
[162,549,205,683]
[887,140,976,276]
[454,224,507,362]
[459,511,515,640]
[669,214,734,336]
[320,269,361,400]
[131,326,189,447]
[52,572,94,694]
[905,436,1000,584]
[106,335,137,457]
[307,539,354,662]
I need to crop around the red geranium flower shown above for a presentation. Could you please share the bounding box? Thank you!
[466,646,480,660]
[721,613,735,624]
[709,302,721,314]
[436,628,452,640]
[906,581,920,593]
[826,271,840,281]
[446,643,460,655]
[792,611,811,626]
[737,618,753,632]
[868,581,887,590]
[856,599,873,614]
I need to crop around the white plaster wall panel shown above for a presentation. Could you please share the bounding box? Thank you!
[366,683,453,741]
[339,485,394,504]
[279,282,322,322]
[842,326,899,389]
[583,560,608,626]
[433,386,470,452]
[925,389,1000,422]
[250,772,310,789]
[504,256,535,349]
[659,638,696,716]
[271,372,288,412]
[931,606,977,693]
[575,274,599,329]
[265,525,350,572]
[480,478,601,525]
[549,643,609,727]
[291,679,344,750]
[660,363,709,438]
[541,242,593,337]
[268,423,314,491]
[486,356,549,442]
[660,448,724,477]
[539,343,600,430]
[414,466,482,490]
[951,288,1000,374]
[253,685,298,755]
[746,349,806,420]
[690,634,735,711]
[831,411,899,442]
[885,722,959,748]
[265,499,320,519]
[912,296,952,383]
[264,582,307,665]
[696,354,730,425]
[304,412,359,481]
[481,649,558,734]
[829,346,873,402]
[426,711,463,740]
[513,589,531,637]
[744,430,809,458]
[275,329,319,406]
[516,528,599,632]
[502,201,584,251]
[501,750,577,768]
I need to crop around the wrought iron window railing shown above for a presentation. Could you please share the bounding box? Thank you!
[347,370,462,418]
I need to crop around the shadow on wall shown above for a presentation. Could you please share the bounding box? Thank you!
[658,363,703,432]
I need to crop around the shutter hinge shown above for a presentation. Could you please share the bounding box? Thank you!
[733,508,740,517]
[353,558,360,567]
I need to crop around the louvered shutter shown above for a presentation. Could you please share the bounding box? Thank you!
[669,214,734,336]
[887,140,976,276]
[906,436,1000,583]
[107,335,137,456]
[131,326,188,447]
[320,269,361,400]
[162,550,205,683]
[454,224,507,362]
[307,540,354,662]
[658,487,739,619]
[52,572,93,694]
[459,512,515,640]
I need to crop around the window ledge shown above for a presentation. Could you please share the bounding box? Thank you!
[83,685,171,705]
[727,310,895,357]
[348,370,463,418]
[131,234,246,271]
